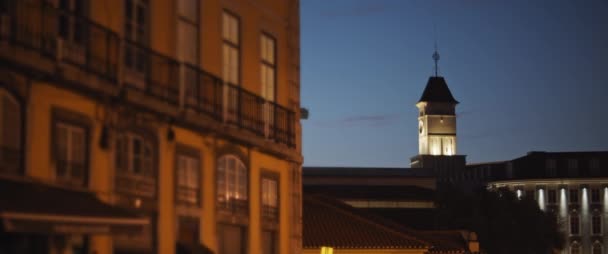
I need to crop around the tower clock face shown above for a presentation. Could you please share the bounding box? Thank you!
[419,120,424,134]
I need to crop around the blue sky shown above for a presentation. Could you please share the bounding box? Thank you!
[300,0,608,167]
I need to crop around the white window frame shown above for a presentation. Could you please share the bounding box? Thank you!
[54,122,86,184]
[217,155,248,209]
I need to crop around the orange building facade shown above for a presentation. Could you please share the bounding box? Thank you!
[0,0,302,253]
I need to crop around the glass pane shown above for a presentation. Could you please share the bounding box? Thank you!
[177,21,198,64]
[56,126,68,161]
[178,0,198,22]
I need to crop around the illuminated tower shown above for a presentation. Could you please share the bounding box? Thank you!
[411,48,466,182]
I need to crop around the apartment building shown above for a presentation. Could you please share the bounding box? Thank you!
[0,0,302,253]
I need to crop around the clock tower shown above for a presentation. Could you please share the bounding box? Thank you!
[411,49,466,182]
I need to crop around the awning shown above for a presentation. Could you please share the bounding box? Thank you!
[0,177,148,235]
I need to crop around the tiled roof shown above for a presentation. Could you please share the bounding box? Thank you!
[419,76,458,104]
[303,194,429,249]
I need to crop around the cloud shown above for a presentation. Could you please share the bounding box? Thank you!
[320,2,392,18]
[313,113,402,128]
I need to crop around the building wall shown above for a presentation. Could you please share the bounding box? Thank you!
[0,0,302,253]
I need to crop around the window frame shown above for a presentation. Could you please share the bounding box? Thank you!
[592,214,602,235]
[570,213,580,235]
[174,144,202,206]
[547,189,557,204]
[51,107,91,188]
[221,10,241,86]
[260,171,280,223]
[569,189,579,204]
[176,0,200,65]
[216,154,249,215]
[260,32,277,102]
[113,129,157,199]
[0,88,24,176]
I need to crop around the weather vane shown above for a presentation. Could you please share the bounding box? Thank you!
[432,24,440,77]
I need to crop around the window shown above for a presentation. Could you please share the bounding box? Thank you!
[591,188,600,203]
[590,158,600,176]
[593,243,603,254]
[54,122,87,186]
[568,159,579,176]
[570,243,580,254]
[569,189,579,204]
[217,155,247,213]
[218,224,247,254]
[176,154,200,205]
[0,90,22,175]
[262,230,278,254]
[115,133,154,177]
[261,176,279,220]
[177,0,199,104]
[261,33,276,136]
[592,215,602,235]
[58,0,87,45]
[570,214,580,235]
[546,159,556,177]
[124,0,149,72]
[222,11,239,85]
[177,217,199,246]
[548,189,557,204]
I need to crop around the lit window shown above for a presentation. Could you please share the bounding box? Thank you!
[570,214,580,235]
[54,122,87,186]
[261,176,279,220]
[0,89,22,175]
[176,154,200,205]
[217,155,248,213]
[569,189,579,204]
[592,215,602,235]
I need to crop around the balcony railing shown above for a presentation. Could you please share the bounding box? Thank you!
[55,159,86,187]
[1,0,296,148]
[218,198,249,214]
[0,146,21,175]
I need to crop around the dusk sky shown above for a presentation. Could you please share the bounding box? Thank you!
[300,0,608,167]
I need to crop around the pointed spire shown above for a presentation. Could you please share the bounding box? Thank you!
[432,43,440,77]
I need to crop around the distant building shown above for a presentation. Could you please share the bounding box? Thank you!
[470,151,608,254]
[0,0,302,253]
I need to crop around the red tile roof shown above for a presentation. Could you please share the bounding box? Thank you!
[303,194,429,249]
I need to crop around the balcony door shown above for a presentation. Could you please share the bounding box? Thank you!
[260,33,276,137]
[222,11,239,123]
[123,0,149,89]
[55,0,88,63]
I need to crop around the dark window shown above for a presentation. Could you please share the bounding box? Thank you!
[591,188,600,203]
[58,0,87,44]
[593,244,603,254]
[570,214,580,235]
[0,90,22,175]
[569,189,579,204]
[592,215,602,235]
[548,189,557,204]
[218,224,247,254]
[124,0,149,72]
[177,216,200,245]
[262,230,278,254]
[54,122,87,187]
[571,243,580,254]
[525,190,534,199]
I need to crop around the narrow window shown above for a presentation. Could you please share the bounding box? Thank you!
[546,159,556,177]
[115,133,155,196]
[548,189,557,204]
[591,188,600,203]
[569,189,579,204]
[592,215,602,235]
[176,154,200,205]
[54,122,87,186]
[261,175,279,221]
[217,155,248,214]
[260,33,276,136]
[570,214,580,235]
[58,0,87,45]
[124,0,149,73]
[222,11,239,85]
[0,90,22,175]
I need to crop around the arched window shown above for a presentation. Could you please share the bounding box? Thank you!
[570,242,580,254]
[0,88,22,175]
[593,243,602,254]
[217,155,248,213]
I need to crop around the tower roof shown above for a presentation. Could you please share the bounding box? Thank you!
[418,76,459,104]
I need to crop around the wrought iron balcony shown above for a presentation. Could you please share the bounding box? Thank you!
[0,0,296,148]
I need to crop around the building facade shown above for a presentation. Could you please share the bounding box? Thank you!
[484,152,608,254]
[0,0,302,253]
